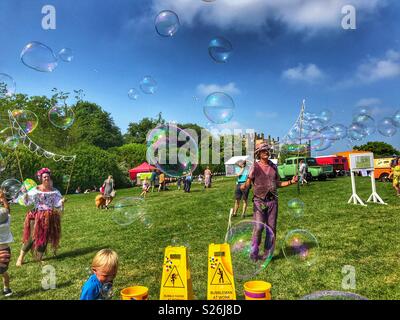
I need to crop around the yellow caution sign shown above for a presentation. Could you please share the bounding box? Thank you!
[160,246,194,300]
[207,243,236,300]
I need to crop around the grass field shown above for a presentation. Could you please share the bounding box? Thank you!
[1,176,399,300]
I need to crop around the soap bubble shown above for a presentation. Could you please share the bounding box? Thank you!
[58,48,74,62]
[320,126,337,141]
[12,109,38,134]
[283,229,319,266]
[128,88,139,100]
[393,110,400,127]
[309,118,324,132]
[155,10,180,37]
[20,41,58,72]
[100,282,114,300]
[353,114,375,135]
[140,76,157,94]
[330,124,347,140]
[4,135,20,150]
[208,37,233,63]
[112,197,146,226]
[287,199,304,218]
[48,104,75,130]
[23,179,37,192]
[318,109,332,124]
[203,92,235,124]
[300,291,368,300]
[309,131,332,152]
[354,106,372,117]
[146,124,199,177]
[347,123,367,141]
[227,220,275,280]
[0,73,16,97]
[377,117,397,137]
[1,179,22,200]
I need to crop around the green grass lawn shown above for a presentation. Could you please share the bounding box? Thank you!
[2,176,399,300]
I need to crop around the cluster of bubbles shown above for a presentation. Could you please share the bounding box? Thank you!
[20,41,73,72]
[203,92,235,124]
[128,76,158,101]
[146,123,198,177]
[226,220,274,280]
[282,229,319,266]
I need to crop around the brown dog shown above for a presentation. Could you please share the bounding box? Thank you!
[95,194,113,209]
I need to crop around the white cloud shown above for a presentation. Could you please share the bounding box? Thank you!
[152,0,383,32]
[196,82,241,96]
[356,98,382,107]
[355,50,400,83]
[282,64,325,83]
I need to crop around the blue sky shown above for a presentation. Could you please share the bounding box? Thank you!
[0,0,399,153]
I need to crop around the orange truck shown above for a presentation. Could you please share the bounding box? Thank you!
[374,157,396,182]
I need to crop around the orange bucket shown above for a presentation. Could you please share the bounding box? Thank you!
[121,286,149,300]
[244,281,272,300]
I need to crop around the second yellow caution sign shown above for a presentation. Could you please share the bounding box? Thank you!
[160,246,194,300]
[207,243,236,300]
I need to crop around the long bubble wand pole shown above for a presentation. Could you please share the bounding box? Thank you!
[8,110,24,182]
[224,208,234,243]
[296,99,306,195]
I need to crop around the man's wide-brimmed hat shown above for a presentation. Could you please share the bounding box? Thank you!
[254,143,272,156]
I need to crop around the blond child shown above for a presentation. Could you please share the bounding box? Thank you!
[0,190,13,297]
[80,249,118,300]
[140,179,150,198]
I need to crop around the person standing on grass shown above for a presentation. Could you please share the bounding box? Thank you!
[240,143,297,261]
[150,169,157,192]
[0,190,13,296]
[158,172,165,192]
[299,159,308,186]
[204,167,212,188]
[389,157,400,197]
[184,170,193,193]
[103,175,115,209]
[232,160,250,218]
[16,168,65,266]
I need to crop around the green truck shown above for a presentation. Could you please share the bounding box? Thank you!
[278,157,333,181]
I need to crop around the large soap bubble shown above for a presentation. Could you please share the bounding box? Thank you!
[12,109,38,134]
[283,229,319,267]
[112,197,146,226]
[347,123,367,141]
[20,41,58,72]
[1,179,22,200]
[0,73,16,97]
[146,124,199,177]
[155,10,180,37]
[140,76,157,94]
[128,88,139,100]
[377,117,397,137]
[48,104,75,130]
[318,109,332,124]
[330,124,347,140]
[208,37,233,63]
[227,220,275,280]
[203,92,235,124]
[353,114,375,136]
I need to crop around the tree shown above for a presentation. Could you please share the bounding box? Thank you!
[124,113,165,144]
[69,101,124,149]
[354,141,399,157]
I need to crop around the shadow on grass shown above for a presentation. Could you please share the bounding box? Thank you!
[13,280,74,298]
[273,241,319,261]
[46,246,106,261]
